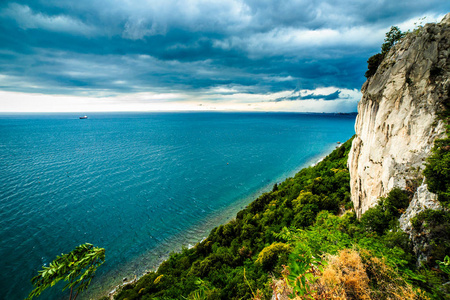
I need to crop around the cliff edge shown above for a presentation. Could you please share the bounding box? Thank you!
[348,14,450,221]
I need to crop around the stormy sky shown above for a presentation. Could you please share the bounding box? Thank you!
[0,1,448,112]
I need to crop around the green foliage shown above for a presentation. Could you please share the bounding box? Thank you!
[360,205,390,235]
[360,188,409,235]
[411,209,450,268]
[272,183,278,192]
[422,44,449,208]
[411,209,450,230]
[381,26,406,55]
[283,209,450,298]
[365,26,406,78]
[285,243,322,298]
[415,267,450,299]
[437,256,450,276]
[255,242,291,270]
[279,211,429,297]
[284,211,411,270]
[384,188,410,216]
[382,230,414,263]
[184,278,219,300]
[424,136,450,206]
[365,53,384,78]
[27,243,105,300]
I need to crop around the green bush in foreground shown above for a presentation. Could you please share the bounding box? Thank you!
[28,243,105,300]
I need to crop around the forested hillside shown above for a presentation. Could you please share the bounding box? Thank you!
[111,137,450,300]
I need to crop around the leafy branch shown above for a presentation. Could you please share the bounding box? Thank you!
[27,243,105,300]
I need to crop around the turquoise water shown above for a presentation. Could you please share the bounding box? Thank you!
[0,112,355,299]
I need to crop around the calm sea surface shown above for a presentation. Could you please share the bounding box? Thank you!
[0,112,355,299]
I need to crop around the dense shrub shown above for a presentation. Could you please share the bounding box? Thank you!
[411,209,450,267]
[360,188,409,235]
[384,188,410,216]
[424,31,450,208]
[424,136,450,207]
[365,26,406,78]
[365,53,384,78]
[360,205,390,235]
[255,242,291,270]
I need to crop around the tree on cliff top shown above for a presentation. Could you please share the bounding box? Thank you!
[27,243,105,300]
[365,26,406,78]
[381,26,405,55]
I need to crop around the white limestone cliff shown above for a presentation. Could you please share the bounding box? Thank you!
[348,14,450,226]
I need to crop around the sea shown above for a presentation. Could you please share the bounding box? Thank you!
[0,112,356,299]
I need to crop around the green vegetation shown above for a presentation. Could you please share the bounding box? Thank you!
[113,138,449,299]
[28,243,105,300]
[360,188,409,235]
[381,26,406,55]
[365,53,384,78]
[424,99,450,207]
[411,209,450,268]
[114,139,353,300]
[415,75,450,291]
[275,214,420,299]
[365,26,406,78]
[438,256,450,276]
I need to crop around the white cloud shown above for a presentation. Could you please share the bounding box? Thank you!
[396,13,448,32]
[1,3,99,35]
[1,0,446,112]
[117,0,251,39]
[0,87,361,113]
[218,26,387,58]
[122,18,167,40]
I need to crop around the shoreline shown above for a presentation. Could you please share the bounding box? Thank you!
[89,142,340,300]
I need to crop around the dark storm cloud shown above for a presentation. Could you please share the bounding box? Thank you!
[0,0,449,98]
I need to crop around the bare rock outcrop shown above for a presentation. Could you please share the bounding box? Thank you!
[348,14,450,221]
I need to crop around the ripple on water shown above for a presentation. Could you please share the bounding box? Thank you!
[0,113,356,299]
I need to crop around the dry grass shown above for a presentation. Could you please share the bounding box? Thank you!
[317,248,371,299]
[269,248,425,300]
[358,249,419,299]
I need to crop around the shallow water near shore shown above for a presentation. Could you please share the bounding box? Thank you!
[0,112,355,299]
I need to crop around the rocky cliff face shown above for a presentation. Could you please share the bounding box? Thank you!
[348,15,450,222]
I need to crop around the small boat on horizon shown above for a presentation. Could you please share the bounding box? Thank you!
[79,116,88,119]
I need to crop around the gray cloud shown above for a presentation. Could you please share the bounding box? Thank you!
[1,3,99,35]
[273,89,343,102]
[0,0,448,109]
